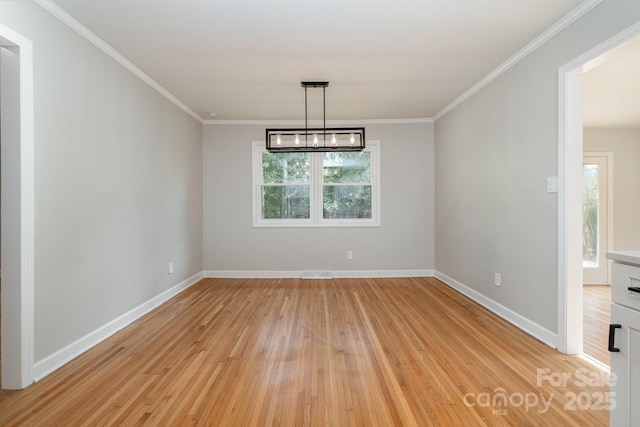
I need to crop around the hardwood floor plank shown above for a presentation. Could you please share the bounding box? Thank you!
[0,277,609,426]
[354,291,420,426]
[583,285,611,366]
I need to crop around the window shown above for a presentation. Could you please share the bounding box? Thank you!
[582,163,599,268]
[252,141,380,227]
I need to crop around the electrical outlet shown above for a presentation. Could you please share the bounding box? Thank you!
[494,272,501,287]
[168,262,174,275]
[347,250,353,260]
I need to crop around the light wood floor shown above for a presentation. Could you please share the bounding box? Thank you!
[0,278,609,426]
[583,285,611,366]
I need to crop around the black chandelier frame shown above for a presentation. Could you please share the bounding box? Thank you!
[265,82,366,153]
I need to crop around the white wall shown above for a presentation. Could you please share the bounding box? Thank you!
[0,3,203,363]
[203,122,434,274]
[584,128,640,250]
[435,0,640,334]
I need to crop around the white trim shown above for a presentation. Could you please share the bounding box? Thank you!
[33,272,204,382]
[33,0,203,124]
[558,20,640,355]
[435,271,558,348]
[20,30,36,389]
[205,271,301,279]
[204,118,433,126]
[0,23,35,389]
[433,0,604,121]
[578,353,610,373]
[558,68,584,354]
[204,270,434,279]
[334,270,434,278]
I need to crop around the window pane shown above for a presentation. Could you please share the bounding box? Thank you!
[323,152,371,183]
[262,152,310,184]
[253,141,379,227]
[323,185,372,219]
[583,164,599,267]
[262,185,310,219]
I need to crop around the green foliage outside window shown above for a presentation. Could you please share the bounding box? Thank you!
[262,186,310,219]
[583,164,599,267]
[261,153,310,219]
[322,152,370,183]
[260,150,373,221]
[262,152,310,183]
[323,152,372,219]
[323,185,372,218]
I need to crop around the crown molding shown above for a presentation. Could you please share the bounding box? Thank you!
[34,0,204,124]
[204,118,433,126]
[36,0,603,127]
[433,0,604,121]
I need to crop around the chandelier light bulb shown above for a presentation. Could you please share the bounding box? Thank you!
[350,134,355,146]
[276,135,282,146]
[313,134,318,148]
[331,134,337,147]
[294,134,300,147]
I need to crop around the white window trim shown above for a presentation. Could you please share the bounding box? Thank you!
[252,140,381,228]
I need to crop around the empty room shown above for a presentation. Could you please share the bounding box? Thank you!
[1,0,639,425]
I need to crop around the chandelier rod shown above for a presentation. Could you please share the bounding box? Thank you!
[304,85,307,145]
[302,82,329,142]
[323,85,326,139]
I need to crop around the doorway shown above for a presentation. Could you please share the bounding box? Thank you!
[559,22,640,356]
[581,153,613,366]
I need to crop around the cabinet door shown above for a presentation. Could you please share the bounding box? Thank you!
[610,303,640,426]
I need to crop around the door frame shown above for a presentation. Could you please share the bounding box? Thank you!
[0,24,35,389]
[558,21,640,354]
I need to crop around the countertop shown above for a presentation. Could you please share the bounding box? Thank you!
[607,250,640,266]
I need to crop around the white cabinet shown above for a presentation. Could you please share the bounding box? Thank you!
[608,252,640,427]
[610,303,640,426]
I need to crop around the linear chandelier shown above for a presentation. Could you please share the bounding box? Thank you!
[265,82,365,152]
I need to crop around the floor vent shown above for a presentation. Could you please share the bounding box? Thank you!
[301,271,333,279]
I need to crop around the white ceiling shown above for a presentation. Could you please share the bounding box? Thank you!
[52,0,586,121]
[583,35,640,129]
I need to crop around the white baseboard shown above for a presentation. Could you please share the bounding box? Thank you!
[33,271,204,382]
[31,269,554,383]
[203,269,435,279]
[434,271,558,349]
[203,270,299,279]
[334,269,434,278]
